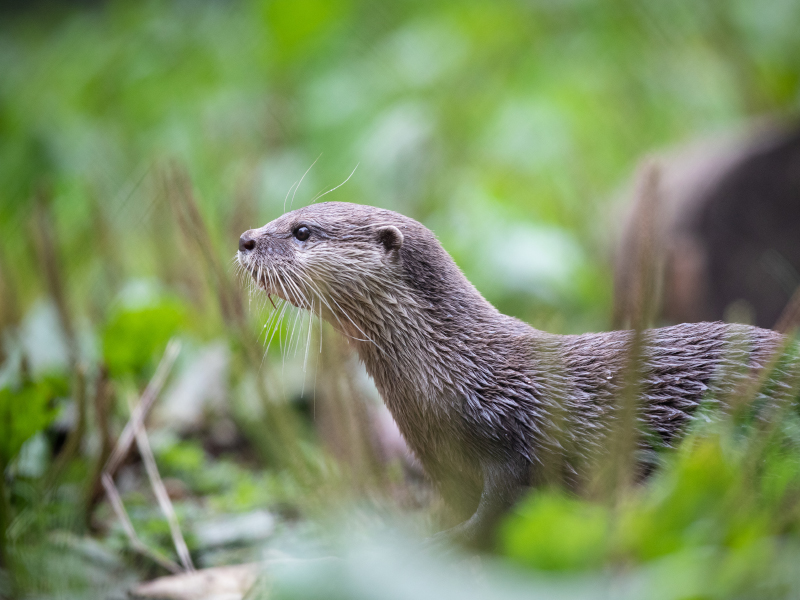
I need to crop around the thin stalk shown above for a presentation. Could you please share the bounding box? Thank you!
[162,165,310,480]
[128,394,194,572]
[0,458,8,570]
[599,161,661,501]
[45,365,86,491]
[84,366,113,527]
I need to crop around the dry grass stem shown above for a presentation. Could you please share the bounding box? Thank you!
[101,474,181,574]
[161,164,313,477]
[127,394,195,572]
[104,339,181,476]
[600,161,662,500]
[100,340,191,572]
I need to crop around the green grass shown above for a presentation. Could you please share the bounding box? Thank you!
[1,0,800,597]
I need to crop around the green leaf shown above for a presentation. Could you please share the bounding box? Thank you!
[102,299,185,378]
[500,490,610,571]
[0,376,66,466]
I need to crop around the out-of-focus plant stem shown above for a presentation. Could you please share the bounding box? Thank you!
[0,459,7,570]
[162,164,311,481]
[0,245,18,367]
[32,191,77,366]
[84,366,113,528]
[602,161,661,500]
[33,192,87,493]
[45,366,86,492]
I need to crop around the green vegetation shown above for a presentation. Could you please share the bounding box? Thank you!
[1,0,800,598]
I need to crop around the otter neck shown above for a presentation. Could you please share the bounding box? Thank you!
[329,275,507,419]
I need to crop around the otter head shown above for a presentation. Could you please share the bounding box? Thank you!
[237,202,429,338]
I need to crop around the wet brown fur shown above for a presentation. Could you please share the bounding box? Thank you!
[238,201,796,544]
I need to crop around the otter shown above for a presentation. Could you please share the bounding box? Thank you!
[238,202,797,545]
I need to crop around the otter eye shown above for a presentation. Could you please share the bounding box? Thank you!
[294,226,310,242]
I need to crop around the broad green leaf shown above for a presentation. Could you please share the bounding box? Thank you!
[102,299,185,378]
[0,376,66,466]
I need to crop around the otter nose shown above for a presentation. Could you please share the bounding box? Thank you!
[239,232,256,253]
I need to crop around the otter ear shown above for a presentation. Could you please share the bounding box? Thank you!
[376,225,404,252]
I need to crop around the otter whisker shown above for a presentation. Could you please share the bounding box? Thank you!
[285,268,314,315]
[303,296,314,373]
[273,268,293,307]
[266,267,277,297]
[318,294,323,354]
[310,163,359,204]
[267,295,287,328]
[282,271,307,308]
[292,268,380,355]
[263,298,288,351]
[283,304,305,371]
[286,300,304,359]
[283,179,300,214]
[279,265,311,357]
[291,307,306,359]
[299,300,316,397]
[260,298,286,346]
[327,291,385,353]
[232,256,250,290]
[295,276,325,356]
[260,299,289,371]
[285,266,312,309]
[295,272,363,346]
[276,264,296,304]
[264,303,288,357]
[278,304,293,366]
[297,306,312,359]
[290,154,321,211]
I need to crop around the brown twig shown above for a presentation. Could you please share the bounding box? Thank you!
[84,366,114,526]
[127,394,194,572]
[101,474,181,574]
[104,339,181,478]
[0,455,9,571]
[601,161,662,500]
[101,340,189,573]
[45,364,87,490]
[0,244,19,367]
[33,192,90,491]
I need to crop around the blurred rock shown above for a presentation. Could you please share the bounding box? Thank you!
[49,531,125,570]
[162,477,190,501]
[14,431,49,478]
[615,120,800,329]
[193,510,275,549]
[209,418,240,449]
[131,563,260,600]
[155,343,230,433]
[19,300,69,375]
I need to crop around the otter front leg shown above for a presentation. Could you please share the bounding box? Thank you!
[436,459,529,549]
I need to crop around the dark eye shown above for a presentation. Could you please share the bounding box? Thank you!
[294,226,310,242]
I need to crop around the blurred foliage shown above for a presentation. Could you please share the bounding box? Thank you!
[2,0,798,329]
[0,375,66,466]
[1,0,800,597]
[102,297,185,378]
[494,422,800,598]
[267,422,800,600]
[502,491,610,572]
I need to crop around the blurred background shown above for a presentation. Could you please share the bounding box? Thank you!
[2,0,800,598]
